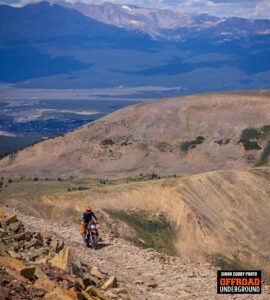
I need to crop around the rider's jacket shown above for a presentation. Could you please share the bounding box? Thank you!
[81,211,97,224]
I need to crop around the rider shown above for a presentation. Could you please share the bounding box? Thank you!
[81,205,98,236]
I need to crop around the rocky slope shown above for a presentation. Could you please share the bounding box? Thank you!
[1,207,270,299]
[1,167,270,276]
[79,167,270,274]
[0,209,123,300]
[1,92,270,178]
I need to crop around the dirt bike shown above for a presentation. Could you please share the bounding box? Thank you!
[84,220,99,249]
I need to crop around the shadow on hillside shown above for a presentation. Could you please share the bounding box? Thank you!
[97,242,111,249]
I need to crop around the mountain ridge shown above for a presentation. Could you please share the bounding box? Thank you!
[2,1,270,41]
[0,1,269,91]
[1,91,270,178]
[51,1,270,40]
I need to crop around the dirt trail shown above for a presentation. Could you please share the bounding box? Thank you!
[2,207,270,299]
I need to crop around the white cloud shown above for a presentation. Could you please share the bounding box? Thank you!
[253,0,270,19]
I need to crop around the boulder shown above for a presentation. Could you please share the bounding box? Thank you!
[81,291,96,300]
[34,267,49,280]
[101,276,118,290]
[85,286,107,300]
[0,220,7,228]
[49,247,71,271]
[57,239,65,252]
[0,256,25,270]
[112,288,128,295]
[50,239,59,251]
[44,237,51,246]
[49,247,81,275]
[32,247,49,258]
[8,221,22,234]
[45,287,82,300]
[24,232,33,241]
[40,230,50,239]
[8,250,21,259]
[34,232,43,240]
[6,267,28,284]
[75,277,85,290]
[67,288,84,300]
[83,277,97,289]
[14,232,26,241]
[34,278,56,292]
[20,267,36,280]
[0,228,7,238]
[11,244,20,252]
[84,273,99,286]
[50,239,64,252]
[25,238,43,249]
[104,290,119,299]
[32,257,49,265]
[0,242,8,255]
[21,252,39,262]
[6,215,17,226]
[90,266,104,279]
[68,289,83,300]
[0,210,6,218]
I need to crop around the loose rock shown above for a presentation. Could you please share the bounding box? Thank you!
[6,215,17,226]
[102,276,118,290]
[20,267,36,280]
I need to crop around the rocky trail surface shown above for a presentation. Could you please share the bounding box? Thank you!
[1,206,270,300]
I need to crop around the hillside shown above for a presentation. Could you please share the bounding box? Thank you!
[0,208,220,300]
[1,167,270,277]
[1,91,270,178]
[3,207,270,300]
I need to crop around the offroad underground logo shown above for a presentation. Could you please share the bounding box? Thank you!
[217,270,261,294]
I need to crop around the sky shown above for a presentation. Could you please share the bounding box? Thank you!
[2,0,270,19]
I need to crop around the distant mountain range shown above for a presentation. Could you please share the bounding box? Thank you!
[59,1,270,40]
[0,1,269,92]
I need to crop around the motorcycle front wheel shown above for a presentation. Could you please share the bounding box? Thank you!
[92,234,98,250]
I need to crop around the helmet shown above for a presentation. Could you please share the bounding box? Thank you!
[85,206,91,212]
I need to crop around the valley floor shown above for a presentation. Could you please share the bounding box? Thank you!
[2,206,270,300]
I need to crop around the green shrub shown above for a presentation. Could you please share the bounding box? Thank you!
[157,143,170,152]
[239,127,263,151]
[215,138,230,146]
[181,136,205,151]
[208,253,248,270]
[261,125,270,136]
[256,141,270,166]
[241,140,261,151]
[101,139,115,146]
[240,128,262,140]
[106,209,178,256]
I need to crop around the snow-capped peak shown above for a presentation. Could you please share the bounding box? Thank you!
[121,5,132,11]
